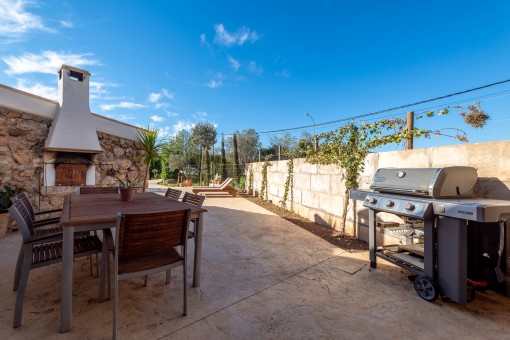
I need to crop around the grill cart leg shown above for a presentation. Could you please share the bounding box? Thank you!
[369,209,377,268]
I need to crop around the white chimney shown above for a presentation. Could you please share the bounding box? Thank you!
[44,65,102,153]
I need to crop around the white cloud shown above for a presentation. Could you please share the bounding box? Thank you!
[247,61,263,75]
[173,120,195,134]
[206,73,223,89]
[276,69,291,78]
[193,111,208,120]
[60,20,74,28]
[200,33,210,47]
[104,113,136,121]
[207,79,222,89]
[0,0,53,38]
[148,93,161,103]
[161,88,175,100]
[3,51,100,75]
[155,102,170,109]
[149,88,175,102]
[150,115,165,123]
[213,24,259,47]
[100,101,145,111]
[166,111,179,117]
[158,126,172,138]
[228,55,240,71]
[15,78,57,100]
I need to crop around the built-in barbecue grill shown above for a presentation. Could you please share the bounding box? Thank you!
[351,167,510,303]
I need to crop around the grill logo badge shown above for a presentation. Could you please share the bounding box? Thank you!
[457,210,474,215]
[373,176,385,183]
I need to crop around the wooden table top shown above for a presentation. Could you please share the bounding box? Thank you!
[59,192,207,227]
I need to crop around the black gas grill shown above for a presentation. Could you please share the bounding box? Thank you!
[351,167,510,303]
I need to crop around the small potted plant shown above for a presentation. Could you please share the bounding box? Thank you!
[115,175,139,202]
[0,185,21,238]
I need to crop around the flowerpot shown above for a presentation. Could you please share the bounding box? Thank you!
[0,212,10,238]
[119,188,135,202]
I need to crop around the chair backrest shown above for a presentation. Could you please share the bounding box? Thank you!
[14,192,36,220]
[182,192,205,208]
[115,209,191,262]
[78,187,119,195]
[165,188,182,200]
[219,178,233,189]
[8,199,34,242]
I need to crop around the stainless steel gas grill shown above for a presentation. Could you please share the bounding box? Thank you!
[351,167,510,303]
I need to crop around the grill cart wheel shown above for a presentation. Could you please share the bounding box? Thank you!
[414,275,439,302]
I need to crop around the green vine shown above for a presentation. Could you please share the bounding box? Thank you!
[281,157,294,210]
[306,104,487,235]
[248,168,254,191]
[260,160,272,201]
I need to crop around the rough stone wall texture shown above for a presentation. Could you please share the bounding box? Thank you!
[248,140,510,242]
[0,105,144,225]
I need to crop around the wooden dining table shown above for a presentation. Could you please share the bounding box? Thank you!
[58,191,207,333]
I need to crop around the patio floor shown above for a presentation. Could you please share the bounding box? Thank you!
[1,183,510,339]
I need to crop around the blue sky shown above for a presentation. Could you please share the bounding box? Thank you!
[1,0,509,149]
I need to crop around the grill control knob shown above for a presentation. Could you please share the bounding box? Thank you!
[405,203,415,211]
[436,204,446,213]
[385,200,394,208]
[366,197,377,204]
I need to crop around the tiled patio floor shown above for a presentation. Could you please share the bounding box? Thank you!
[1,185,509,339]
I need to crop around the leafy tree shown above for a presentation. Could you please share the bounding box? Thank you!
[236,129,261,165]
[220,135,227,179]
[163,129,200,184]
[191,122,217,185]
[232,133,240,185]
[269,132,299,159]
[136,126,164,192]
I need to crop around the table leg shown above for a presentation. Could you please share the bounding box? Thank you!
[61,226,74,332]
[193,213,203,287]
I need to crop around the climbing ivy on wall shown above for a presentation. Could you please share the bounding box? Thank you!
[260,160,272,201]
[306,104,488,235]
[281,157,294,210]
[248,167,254,192]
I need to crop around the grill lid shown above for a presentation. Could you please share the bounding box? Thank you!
[370,166,478,198]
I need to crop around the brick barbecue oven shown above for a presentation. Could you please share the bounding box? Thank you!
[43,65,102,186]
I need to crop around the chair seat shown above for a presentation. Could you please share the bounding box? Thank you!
[32,235,103,265]
[118,248,183,275]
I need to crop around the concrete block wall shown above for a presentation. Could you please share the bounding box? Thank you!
[247,140,510,242]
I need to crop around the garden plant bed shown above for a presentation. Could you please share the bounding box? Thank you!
[242,195,368,253]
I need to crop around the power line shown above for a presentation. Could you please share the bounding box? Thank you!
[255,78,510,135]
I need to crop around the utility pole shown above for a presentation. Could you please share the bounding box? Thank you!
[406,111,414,150]
[306,112,318,151]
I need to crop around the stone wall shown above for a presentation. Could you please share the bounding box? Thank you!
[0,105,144,223]
[248,140,510,242]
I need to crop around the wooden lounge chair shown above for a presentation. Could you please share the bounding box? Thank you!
[192,177,237,197]
[113,209,191,340]
[8,200,106,328]
[164,188,182,200]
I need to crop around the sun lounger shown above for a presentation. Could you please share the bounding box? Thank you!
[192,178,237,197]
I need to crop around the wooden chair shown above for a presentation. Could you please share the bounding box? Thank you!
[77,186,119,276]
[113,209,191,340]
[78,186,119,195]
[15,192,61,227]
[8,199,106,328]
[182,192,205,240]
[164,188,182,200]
